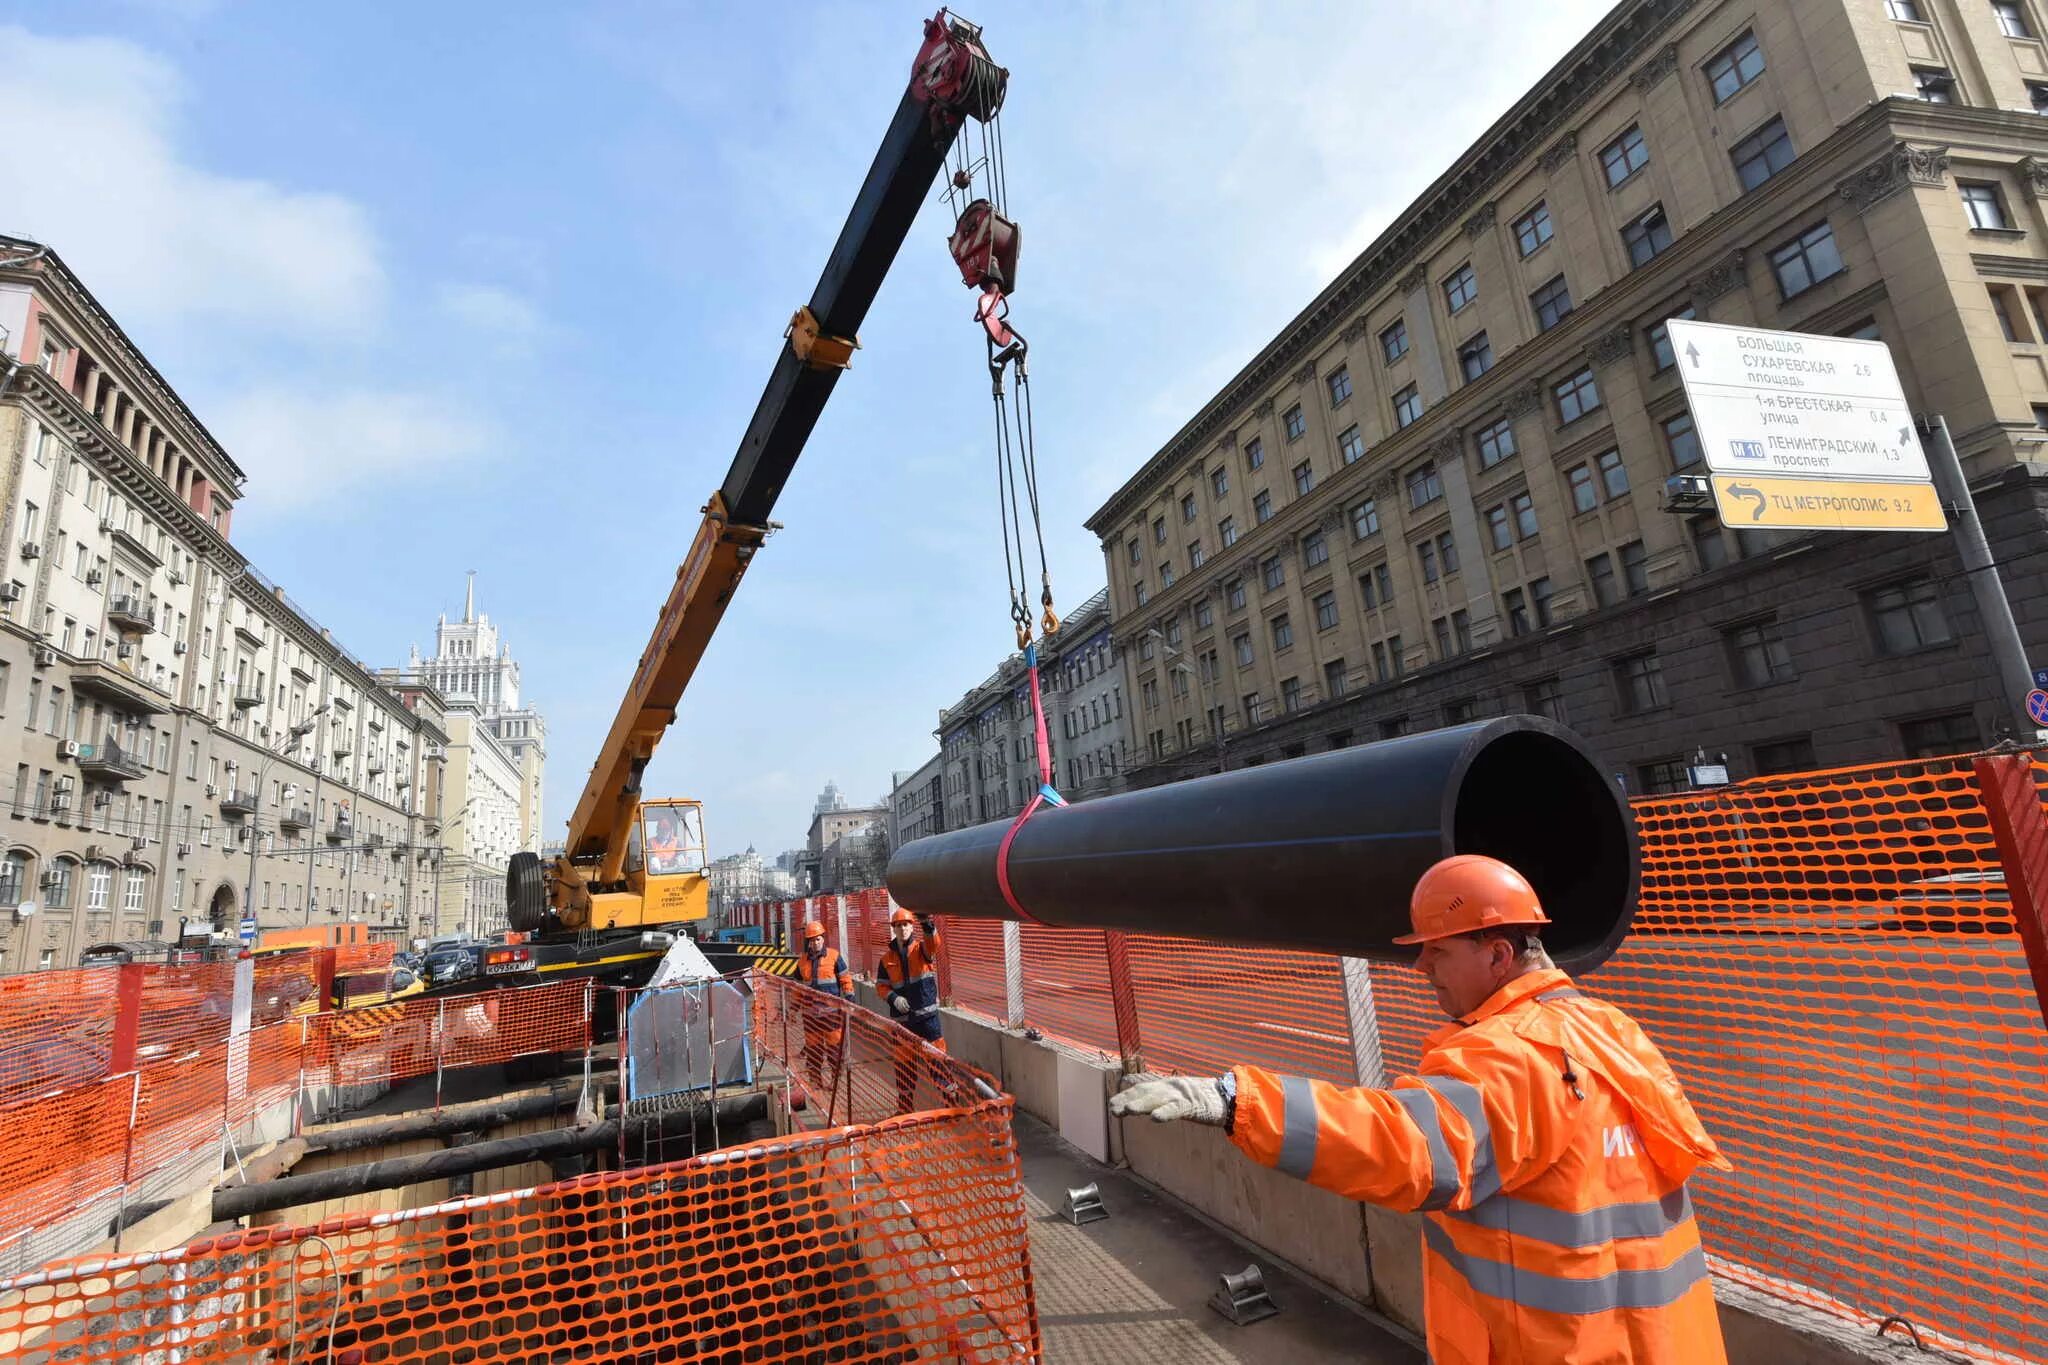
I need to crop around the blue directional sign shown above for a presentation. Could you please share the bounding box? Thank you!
[238,916,258,944]
[2028,690,2048,727]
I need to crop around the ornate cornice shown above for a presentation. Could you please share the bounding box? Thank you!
[1690,247,1747,303]
[1397,263,1430,295]
[1588,324,1636,368]
[1217,428,1238,451]
[2020,156,2048,198]
[1426,430,1465,463]
[1253,397,1275,420]
[1083,0,1701,535]
[1463,202,1498,239]
[1340,316,1369,344]
[1630,43,1679,92]
[1837,140,1950,213]
[1503,379,1546,418]
[1539,133,1578,174]
[1294,360,1318,384]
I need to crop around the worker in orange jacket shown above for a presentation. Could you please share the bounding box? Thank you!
[876,905,944,1111]
[1110,854,1731,1364]
[795,919,853,1083]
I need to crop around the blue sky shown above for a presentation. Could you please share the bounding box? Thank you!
[0,1,1610,858]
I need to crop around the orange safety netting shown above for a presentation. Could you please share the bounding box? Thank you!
[334,940,395,973]
[938,913,1008,1022]
[1126,935,1356,1081]
[0,970,120,1108]
[1016,923,1114,1055]
[300,979,590,1090]
[0,970,1039,1364]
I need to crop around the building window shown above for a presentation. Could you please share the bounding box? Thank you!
[1189,540,1207,570]
[1359,561,1392,609]
[1419,539,1440,584]
[1254,490,1274,523]
[44,857,75,909]
[1523,676,1565,722]
[1991,284,2025,342]
[1314,591,1339,631]
[0,852,24,905]
[1433,615,1454,658]
[1868,578,1952,653]
[1444,263,1478,313]
[1511,491,1538,540]
[1731,117,1795,192]
[1324,659,1348,701]
[1504,588,1530,635]
[1303,530,1329,568]
[1727,617,1795,687]
[1294,461,1315,496]
[1621,204,1674,268]
[1886,0,1924,18]
[1615,651,1669,712]
[1380,715,1409,739]
[1418,531,1457,582]
[1161,562,1177,590]
[1961,182,2012,231]
[1245,437,1264,470]
[1381,319,1410,364]
[2030,81,2048,112]
[1211,467,1230,498]
[1475,418,1517,470]
[1281,676,1304,713]
[1513,202,1554,257]
[1996,0,2033,38]
[1619,540,1648,596]
[1227,578,1246,611]
[1338,424,1365,465]
[1588,551,1617,606]
[1648,307,1696,371]
[1637,759,1691,795]
[1768,223,1845,299]
[1459,333,1494,382]
[1407,461,1443,509]
[86,861,112,913]
[1153,517,1167,545]
[1598,449,1630,498]
[1220,516,1239,548]
[1325,366,1354,408]
[1262,556,1286,591]
[1658,411,1701,470]
[1182,492,1198,522]
[1530,576,1554,626]
[1142,678,1160,710]
[1554,367,1601,424]
[1195,599,1214,629]
[1914,67,1955,103]
[1487,504,1513,551]
[1753,736,1817,776]
[1350,499,1380,540]
[1691,514,1729,570]
[1568,464,1599,513]
[1707,29,1765,103]
[1444,697,1478,726]
[1899,711,1981,758]
[1599,125,1650,187]
[1393,385,1424,429]
[1284,404,1306,441]
[1531,274,1574,331]
[1134,583,1148,607]
[1234,634,1254,667]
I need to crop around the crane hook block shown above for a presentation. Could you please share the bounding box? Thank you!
[911,10,1007,127]
[786,307,859,371]
[950,200,1020,294]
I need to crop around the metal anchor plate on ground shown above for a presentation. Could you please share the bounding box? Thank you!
[1061,1181,1107,1225]
[1208,1264,1279,1325]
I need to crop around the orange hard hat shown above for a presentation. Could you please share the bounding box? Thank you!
[890,907,917,926]
[1394,854,1551,945]
[802,920,826,939]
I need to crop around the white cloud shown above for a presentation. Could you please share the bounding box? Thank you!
[0,27,385,339]
[437,283,542,345]
[210,388,491,513]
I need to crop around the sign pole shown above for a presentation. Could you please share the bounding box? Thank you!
[1921,415,2035,737]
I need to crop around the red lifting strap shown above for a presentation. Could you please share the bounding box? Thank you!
[993,646,1064,923]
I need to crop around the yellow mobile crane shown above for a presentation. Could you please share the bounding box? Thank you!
[491,12,1013,989]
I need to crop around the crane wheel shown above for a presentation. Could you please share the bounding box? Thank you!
[506,852,550,933]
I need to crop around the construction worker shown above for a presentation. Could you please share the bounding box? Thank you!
[1110,854,1731,1364]
[795,918,853,1083]
[646,811,683,875]
[875,905,944,1111]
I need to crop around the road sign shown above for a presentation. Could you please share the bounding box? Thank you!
[1709,473,1946,532]
[2035,668,2048,689]
[1668,319,1942,533]
[238,916,257,943]
[2029,690,2048,726]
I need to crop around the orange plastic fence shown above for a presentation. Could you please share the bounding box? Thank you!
[300,979,590,1090]
[0,969,120,1108]
[334,940,395,973]
[0,971,1039,1364]
[940,913,1007,1022]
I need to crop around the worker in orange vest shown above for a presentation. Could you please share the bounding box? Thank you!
[1111,854,1731,1364]
[795,918,853,1085]
[646,811,683,875]
[876,905,944,1111]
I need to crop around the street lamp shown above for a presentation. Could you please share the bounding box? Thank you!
[229,703,327,934]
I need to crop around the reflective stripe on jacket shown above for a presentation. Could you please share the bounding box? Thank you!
[1229,969,1731,1364]
[877,929,943,1021]
[798,946,851,998]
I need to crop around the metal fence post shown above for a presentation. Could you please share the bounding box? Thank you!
[1003,921,1024,1029]
[1339,957,1389,1088]
[1973,753,2048,1033]
[1103,931,1144,1076]
[836,893,851,963]
[434,998,447,1114]
[782,900,796,954]
[113,1070,141,1252]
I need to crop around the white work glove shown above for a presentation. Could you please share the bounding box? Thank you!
[1109,1075,1227,1126]
[891,995,909,1015]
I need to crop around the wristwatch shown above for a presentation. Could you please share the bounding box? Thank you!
[1216,1071,1238,1133]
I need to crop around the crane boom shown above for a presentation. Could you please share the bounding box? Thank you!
[525,13,1008,932]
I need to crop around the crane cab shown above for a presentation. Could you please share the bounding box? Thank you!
[621,799,710,925]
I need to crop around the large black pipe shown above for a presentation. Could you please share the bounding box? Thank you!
[886,716,1637,973]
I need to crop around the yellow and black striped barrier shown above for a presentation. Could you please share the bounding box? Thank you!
[719,943,801,977]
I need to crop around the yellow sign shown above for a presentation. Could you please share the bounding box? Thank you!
[1710,474,1946,533]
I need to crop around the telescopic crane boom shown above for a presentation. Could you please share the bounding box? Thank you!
[506,12,1008,936]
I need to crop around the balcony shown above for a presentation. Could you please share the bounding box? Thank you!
[234,621,265,648]
[366,832,384,849]
[395,773,411,789]
[232,689,263,710]
[332,739,353,758]
[279,806,311,833]
[75,738,147,782]
[107,595,156,634]
[366,759,385,776]
[109,523,162,570]
[220,788,256,819]
[71,660,168,717]
[327,820,351,845]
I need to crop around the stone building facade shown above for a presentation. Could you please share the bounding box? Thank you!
[0,236,449,969]
[1088,0,2048,792]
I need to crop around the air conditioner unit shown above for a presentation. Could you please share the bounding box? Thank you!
[85,570,103,587]
[173,641,187,655]
[57,740,80,759]
[92,791,109,809]
[204,782,218,798]
[176,841,193,857]
[98,515,114,533]
[18,542,40,561]
[0,584,19,604]
[38,872,58,890]
[54,776,73,794]
[83,844,101,861]
[33,647,55,668]
[116,644,134,661]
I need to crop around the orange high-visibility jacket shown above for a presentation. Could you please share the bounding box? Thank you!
[1229,969,1731,1364]
[798,945,852,999]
